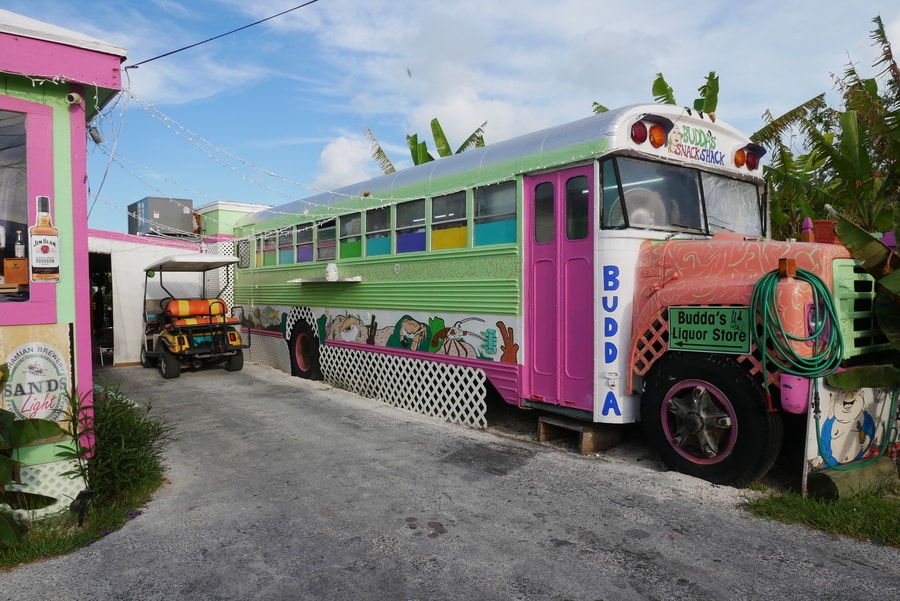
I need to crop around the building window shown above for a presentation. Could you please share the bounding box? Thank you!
[396,199,425,253]
[0,109,29,301]
[365,206,391,256]
[431,191,467,250]
[474,181,517,246]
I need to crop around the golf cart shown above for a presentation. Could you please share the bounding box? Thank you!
[141,253,250,379]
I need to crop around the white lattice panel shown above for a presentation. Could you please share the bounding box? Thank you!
[201,242,236,309]
[5,460,86,520]
[246,330,292,374]
[321,346,487,428]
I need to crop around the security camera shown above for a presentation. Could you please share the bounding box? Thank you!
[65,93,84,105]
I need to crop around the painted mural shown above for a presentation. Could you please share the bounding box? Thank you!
[244,304,520,364]
[806,382,900,472]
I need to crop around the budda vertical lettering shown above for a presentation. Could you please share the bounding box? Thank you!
[30,195,60,282]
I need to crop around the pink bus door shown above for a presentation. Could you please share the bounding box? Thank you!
[525,166,595,412]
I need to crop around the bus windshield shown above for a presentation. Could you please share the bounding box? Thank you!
[601,157,765,236]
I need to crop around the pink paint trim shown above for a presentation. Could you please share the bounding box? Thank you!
[69,91,95,449]
[203,233,235,243]
[247,328,284,339]
[0,34,122,88]
[88,228,200,249]
[0,95,56,326]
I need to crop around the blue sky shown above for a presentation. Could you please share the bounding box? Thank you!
[5,0,900,233]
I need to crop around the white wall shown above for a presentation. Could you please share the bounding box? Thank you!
[89,233,200,365]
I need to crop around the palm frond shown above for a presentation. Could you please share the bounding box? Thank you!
[455,121,487,153]
[750,94,826,146]
[365,128,396,174]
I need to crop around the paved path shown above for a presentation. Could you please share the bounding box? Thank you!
[3,363,899,600]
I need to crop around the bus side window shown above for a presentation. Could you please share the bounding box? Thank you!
[474,181,517,246]
[263,233,277,266]
[431,191,467,250]
[296,225,313,263]
[316,220,336,261]
[278,229,294,264]
[365,206,391,256]
[396,199,426,253]
[340,213,362,259]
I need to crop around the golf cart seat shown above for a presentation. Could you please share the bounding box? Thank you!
[162,297,241,329]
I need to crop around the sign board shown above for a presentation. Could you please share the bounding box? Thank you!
[668,306,751,354]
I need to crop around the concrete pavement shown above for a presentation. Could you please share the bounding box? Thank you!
[3,362,899,600]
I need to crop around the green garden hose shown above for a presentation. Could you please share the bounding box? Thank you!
[751,268,896,471]
[749,268,843,380]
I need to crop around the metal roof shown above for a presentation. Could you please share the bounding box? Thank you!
[0,8,127,59]
[144,254,239,273]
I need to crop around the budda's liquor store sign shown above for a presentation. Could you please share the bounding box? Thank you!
[3,341,70,422]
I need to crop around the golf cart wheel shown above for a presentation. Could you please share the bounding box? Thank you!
[159,346,181,379]
[140,345,157,368]
[225,350,244,372]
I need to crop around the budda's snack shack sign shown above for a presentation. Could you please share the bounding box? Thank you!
[1,324,71,423]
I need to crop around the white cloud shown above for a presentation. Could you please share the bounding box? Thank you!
[312,135,382,191]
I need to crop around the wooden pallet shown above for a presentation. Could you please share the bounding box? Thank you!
[537,415,622,454]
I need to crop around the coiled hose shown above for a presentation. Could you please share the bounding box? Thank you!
[751,268,897,471]
[749,268,844,380]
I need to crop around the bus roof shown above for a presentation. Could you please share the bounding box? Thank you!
[238,104,753,229]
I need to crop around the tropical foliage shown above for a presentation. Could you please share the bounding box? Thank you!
[367,117,487,174]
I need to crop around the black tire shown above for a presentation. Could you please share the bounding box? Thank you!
[640,352,783,487]
[140,344,157,368]
[225,350,244,372]
[288,320,321,380]
[159,346,181,379]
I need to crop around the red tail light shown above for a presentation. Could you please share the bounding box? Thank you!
[631,121,648,144]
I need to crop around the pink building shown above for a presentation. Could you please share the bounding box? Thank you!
[1,10,126,515]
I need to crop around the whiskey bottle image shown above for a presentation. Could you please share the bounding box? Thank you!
[30,195,60,282]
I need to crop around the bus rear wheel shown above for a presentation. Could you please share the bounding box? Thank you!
[640,352,783,487]
[289,320,321,380]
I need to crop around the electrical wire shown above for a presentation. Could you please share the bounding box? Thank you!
[124,0,322,70]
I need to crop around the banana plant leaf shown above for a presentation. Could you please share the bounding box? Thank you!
[835,212,900,290]
[874,291,900,351]
[0,489,58,510]
[0,514,22,548]
[826,364,900,388]
[0,409,65,451]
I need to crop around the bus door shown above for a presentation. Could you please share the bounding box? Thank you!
[525,166,594,412]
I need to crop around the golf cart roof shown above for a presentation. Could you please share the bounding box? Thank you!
[144,253,240,273]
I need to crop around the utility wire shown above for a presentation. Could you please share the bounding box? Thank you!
[124,0,322,69]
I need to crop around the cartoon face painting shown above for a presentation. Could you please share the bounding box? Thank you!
[820,389,876,466]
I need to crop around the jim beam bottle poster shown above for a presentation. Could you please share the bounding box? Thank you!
[0,323,72,425]
[30,195,60,283]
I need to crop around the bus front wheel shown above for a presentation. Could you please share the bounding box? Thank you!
[640,352,783,487]
[289,320,321,380]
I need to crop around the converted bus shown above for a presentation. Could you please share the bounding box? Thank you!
[233,104,897,488]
